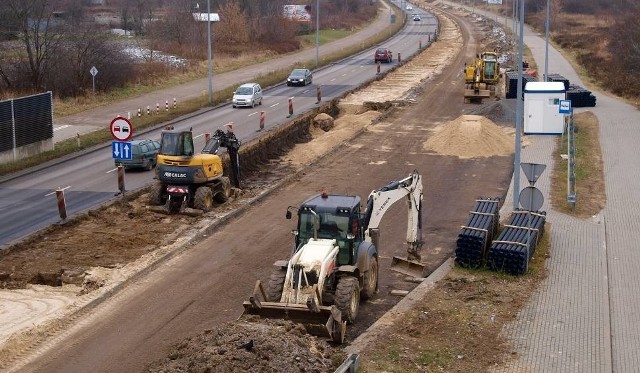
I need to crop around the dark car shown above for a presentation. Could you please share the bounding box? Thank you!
[374,48,393,63]
[413,14,421,21]
[114,139,160,170]
[287,68,313,86]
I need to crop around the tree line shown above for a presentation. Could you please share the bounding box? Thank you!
[0,0,376,99]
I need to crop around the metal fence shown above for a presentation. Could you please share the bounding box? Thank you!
[0,91,53,160]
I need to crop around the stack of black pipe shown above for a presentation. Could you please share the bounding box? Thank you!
[567,84,597,107]
[487,210,546,275]
[546,73,570,90]
[455,198,501,268]
[505,71,537,99]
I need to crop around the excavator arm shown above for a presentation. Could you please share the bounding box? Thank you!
[362,170,426,277]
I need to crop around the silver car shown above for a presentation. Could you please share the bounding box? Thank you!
[232,83,263,108]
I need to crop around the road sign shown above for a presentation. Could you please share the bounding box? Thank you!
[521,162,546,186]
[112,141,132,160]
[110,116,133,141]
[519,186,544,211]
[90,66,98,76]
[559,99,572,114]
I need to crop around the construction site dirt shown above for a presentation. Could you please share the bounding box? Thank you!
[0,5,519,372]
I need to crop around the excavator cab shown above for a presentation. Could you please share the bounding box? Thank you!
[159,130,194,157]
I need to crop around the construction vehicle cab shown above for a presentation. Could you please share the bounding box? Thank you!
[148,128,240,213]
[242,171,426,344]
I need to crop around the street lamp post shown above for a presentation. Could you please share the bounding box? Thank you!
[316,0,319,67]
[513,0,525,210]
[207,0,213,104]
[544,0,550,81]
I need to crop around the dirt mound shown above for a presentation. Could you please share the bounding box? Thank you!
[146,317,343,372]
[424,115,513,158]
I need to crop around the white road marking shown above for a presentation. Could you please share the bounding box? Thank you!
[45,186,71,197]
[270,103,280,108]
[53,125,70,132]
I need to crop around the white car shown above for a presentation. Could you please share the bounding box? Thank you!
[232,83,263,108]
[406,4,413,10]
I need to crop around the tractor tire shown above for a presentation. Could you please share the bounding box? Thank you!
[266,267,287,302]
[213,177,231,203]
[148,182,165,205]
[193,186,214,212]
[361,256,378,300]
[334,277,360,324]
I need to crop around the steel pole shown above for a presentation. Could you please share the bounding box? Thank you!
[316,0,320,67]
[544,0,550,81]
[207,0,213,104]
[513,0,525,210]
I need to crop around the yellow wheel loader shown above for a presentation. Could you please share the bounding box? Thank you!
[242,171,426,343]
[148,129,240,213]
[464,51,500,103]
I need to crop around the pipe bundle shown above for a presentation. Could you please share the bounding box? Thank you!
[487,210,547,275]
[454,198,501,268]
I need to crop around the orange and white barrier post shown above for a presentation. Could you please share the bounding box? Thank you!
[173,97,177,108]
[398,53,402,63]
[205,132,211,143]
[165,100,169,111]
[287,97,294,118]
[376,61,381,74]
[259,111,266,131]
[156,103,159,114]
[137,108,141,118]
[56,189,67,220]
[316,86,321,104]
[147,105,150,115]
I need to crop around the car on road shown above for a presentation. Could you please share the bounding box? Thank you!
[406,4,413,10]
[232,82,263,108]
[114,139,160,170]
[413,14,421,21]
[287,68,313,86]
[374,47,393,63]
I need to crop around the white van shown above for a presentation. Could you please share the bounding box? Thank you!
[232,83,263,108]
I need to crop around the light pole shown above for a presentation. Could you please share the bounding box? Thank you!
[316,0,319,67]
[544,0,550,81]
[513,0,525,210]
[207,0,213,104]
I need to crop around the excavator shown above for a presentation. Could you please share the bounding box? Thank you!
[242,171,426,343]
[464,51,500,103]
[148,128,240,213]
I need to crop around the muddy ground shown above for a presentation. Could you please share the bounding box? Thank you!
[0,4,533,372]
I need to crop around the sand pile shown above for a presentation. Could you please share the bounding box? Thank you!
[424,115,513,158]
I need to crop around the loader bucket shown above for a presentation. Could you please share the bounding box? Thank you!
[390,256,428,278]
[242,281,346,343]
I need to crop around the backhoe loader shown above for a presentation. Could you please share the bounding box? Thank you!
[242,171,426,343]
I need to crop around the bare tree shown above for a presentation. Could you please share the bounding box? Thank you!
[1,0,64,91]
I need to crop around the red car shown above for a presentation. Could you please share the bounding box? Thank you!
[374,48,393,63]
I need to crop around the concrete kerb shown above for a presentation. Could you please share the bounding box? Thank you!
[345,257,455,354]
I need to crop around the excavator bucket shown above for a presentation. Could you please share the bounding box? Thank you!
[390,256,428,278]
[241,280,346,343]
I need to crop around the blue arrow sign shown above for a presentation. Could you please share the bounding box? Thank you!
[112,141,132,160]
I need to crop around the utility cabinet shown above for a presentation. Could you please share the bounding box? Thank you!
[523,81,566,135]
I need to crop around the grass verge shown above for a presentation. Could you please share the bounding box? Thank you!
[550,111,605,218]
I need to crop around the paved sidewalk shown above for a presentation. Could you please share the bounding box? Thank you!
[487,14,640,373]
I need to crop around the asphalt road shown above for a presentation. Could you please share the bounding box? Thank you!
[0,4,437,249]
